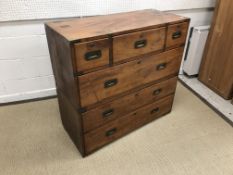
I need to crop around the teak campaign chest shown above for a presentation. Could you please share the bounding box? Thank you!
[45,9,189,156]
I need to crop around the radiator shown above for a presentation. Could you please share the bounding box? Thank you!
[183,25,210,76]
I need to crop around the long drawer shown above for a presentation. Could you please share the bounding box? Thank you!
[78,47,183,107]
[82,77,177,132]
[84,95,174,154]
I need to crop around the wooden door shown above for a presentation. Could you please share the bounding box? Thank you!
[199,0,233,99]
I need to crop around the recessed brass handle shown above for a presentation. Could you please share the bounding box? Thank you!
[156,63,167,71]
[150,108,159,114]
[153,89,162,96]
[134,39,147,49]
[106,128,117,137]
[104,79,118,88]
[172,31,182,39]
[102,109,114,118]
[85,50,101,61]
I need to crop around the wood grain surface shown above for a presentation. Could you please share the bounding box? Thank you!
[78,47,184,107]
[45,26,85,155]
[46,9,189,42]
[166,22,189,49]
[113,27,165,63]
[82,77,177,132]
[45,9,189,156]
[74,38,110,72]
[84,95,174,154]
[199,0,233,99]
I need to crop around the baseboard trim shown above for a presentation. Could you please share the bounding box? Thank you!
[178,78,233,127]
[0,88,57,106]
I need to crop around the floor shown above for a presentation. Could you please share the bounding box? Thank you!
[0,83,233,175]
[179,75,233,124]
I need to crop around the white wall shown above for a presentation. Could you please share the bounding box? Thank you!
[0,23,55,103]
[0,0,215,21]
[0,0,216,103]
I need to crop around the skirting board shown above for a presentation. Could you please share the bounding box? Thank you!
[0,88,56,104]
[178,75,233,127]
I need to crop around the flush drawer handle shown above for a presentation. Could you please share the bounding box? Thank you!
[172,31,182,39]
[85,50,102,61]
[106,128,117,137]
[153,88,162,96]
[102,109,114,118]
[134,39,147,49]
[156,63,167,70]
[150,108,160,114]
[104,79,118,88]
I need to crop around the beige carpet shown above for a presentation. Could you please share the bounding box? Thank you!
[0,83,233,175]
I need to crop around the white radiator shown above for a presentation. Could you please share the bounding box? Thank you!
[183,25,210,76]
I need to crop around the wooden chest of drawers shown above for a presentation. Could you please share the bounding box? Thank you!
[45,9,189,156]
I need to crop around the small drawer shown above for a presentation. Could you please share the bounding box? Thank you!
[82,77,177,132]
[113,28,166,63]
[84,95,174,154]
[74,38,110,72]
[166,22,189,49]
[78,47,183,107]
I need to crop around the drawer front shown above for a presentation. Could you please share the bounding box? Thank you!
[78,47,183,107]
[84,95,174,154]
[74,38,110,72]
[166,22,189,49]
[113,28,166,63]
[82,77,177,132]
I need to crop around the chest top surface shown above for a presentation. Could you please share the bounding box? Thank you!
[46,9,188,42]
